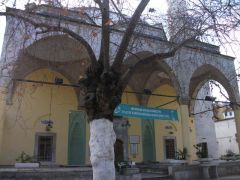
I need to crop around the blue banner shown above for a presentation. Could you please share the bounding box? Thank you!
[114,104,178,121]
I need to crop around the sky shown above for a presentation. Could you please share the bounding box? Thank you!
[0,17,5,53]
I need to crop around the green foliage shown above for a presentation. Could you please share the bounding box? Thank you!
[225,149,235,157]
[115,161,131,173]
[220,149,240,161]
[175,148,187,160]
[16,151,33,163]
[193,143,208,158]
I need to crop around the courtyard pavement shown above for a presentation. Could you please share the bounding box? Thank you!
[202,176,240,180]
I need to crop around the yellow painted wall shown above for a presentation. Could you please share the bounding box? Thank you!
[0,87,7,156]
[121,86,142,162]
[189,117,197,160]
[148,84,183,161]
[0,71,198,165]
[0,69,78,165]
[121,84,198,162]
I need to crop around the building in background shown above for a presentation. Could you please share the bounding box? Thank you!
[194,83,219,159]
[215,106,239,157]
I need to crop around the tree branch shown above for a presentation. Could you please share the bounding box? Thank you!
[110,0,128,22]
[100,0,110,70]
[94,0,102,8]
[111,0,150,72]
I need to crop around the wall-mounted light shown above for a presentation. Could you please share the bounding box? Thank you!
[205,96,216,102]
[122,120,131,128]
[79,75,84,80]
[165,125,173,130]
[143,89,152,95]
[55,77,63,84]
[41,119,53,131]
[189,127,192,132]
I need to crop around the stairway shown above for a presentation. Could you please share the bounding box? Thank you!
[138,165,172,180]
[141,172,172,180]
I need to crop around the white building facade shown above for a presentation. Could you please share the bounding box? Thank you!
[215,111,239,157]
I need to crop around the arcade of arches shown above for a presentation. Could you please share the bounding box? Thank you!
[0,33,239,166]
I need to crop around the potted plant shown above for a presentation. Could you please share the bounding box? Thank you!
[175,148,187,160]
[194,143,212,163]
[15,151,39,168]
[115,161,131,174]
[220,149,240,161]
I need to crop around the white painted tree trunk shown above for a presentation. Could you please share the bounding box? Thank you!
[89,118,116,180]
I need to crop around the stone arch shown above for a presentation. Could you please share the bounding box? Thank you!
[122,51,180,106]
[143,65,180,97]
[121,85,141,106]
[25,34,97,63]
[189,64,237,113]
[124,51,154,67]
[7,34,96,105]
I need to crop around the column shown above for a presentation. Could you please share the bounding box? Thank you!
[179,97,193,164]
[233,107,240,151]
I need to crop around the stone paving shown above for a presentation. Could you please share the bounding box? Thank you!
[209,176,240,180]
[0,167,240,179]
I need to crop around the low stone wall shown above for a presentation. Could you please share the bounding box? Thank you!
[2,161,240,180]
[170,165,203,180]
[218,161,240,177]
[0,167,93,180]
[116,168,141,180]
[116,174,141,180]
[170,160,240,180]
[0,167,141,180]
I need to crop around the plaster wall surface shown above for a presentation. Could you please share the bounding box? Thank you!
[194,83,218,158]
[0,69,78,165]
[121,86,143,162]
[215,119,239,156]
[148,84,183,160]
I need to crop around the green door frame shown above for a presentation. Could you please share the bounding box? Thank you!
[68,111,86,165]
[142,120,156,162]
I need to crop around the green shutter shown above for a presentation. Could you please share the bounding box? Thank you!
[68,111,86,165]
[142,120,156,161]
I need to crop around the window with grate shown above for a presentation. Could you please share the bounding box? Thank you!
[165,138,176,159]
[37,136,53,161]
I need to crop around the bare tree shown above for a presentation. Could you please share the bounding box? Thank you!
[0,0,240,179]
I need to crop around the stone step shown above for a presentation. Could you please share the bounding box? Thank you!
[139,168,169,175]
[141,173,172,180]
[142,178,172,180]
